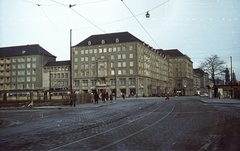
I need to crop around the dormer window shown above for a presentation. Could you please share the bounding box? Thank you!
[101,40,105,44]
[115,38,119,43]
[88,41,91,45]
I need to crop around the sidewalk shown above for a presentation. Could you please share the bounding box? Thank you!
[201,97,240,104]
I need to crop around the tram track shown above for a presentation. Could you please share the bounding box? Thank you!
[48,99,176,151]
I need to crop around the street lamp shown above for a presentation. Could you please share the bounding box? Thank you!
[145,11,150,18]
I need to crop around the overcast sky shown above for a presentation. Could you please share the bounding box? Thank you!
[0,0,240,80]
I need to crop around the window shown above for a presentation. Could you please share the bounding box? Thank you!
[119,78,126,85]
[118,69,122,75]
[32,63,36,68]
[111,70,115,75]
[32,76,36,82]
[122,62,126,67]
[111,55,115,60]
[117,46,121,52]
[74,50,78,55]
[82,80,88,86]
[74,71,78,77]
[85,49,88,54]
[91,56,95,61]
[27,57,31,62]
[32,57,36,62]
[118,54,121,59]
[122,69,126,75]
[12,65,16,69]
[110,79,116,85]
[12,58,16,63]
[129,78,136,85]
[118,62,122,67]
[130,61,134,67]
[85,57,88,62]
[122,46,126,51]
[129,45,133,51]
[81,50,84,54]
[122,54,126,59]
[129,53,133,59]
[74,80,79,87]
[74,64,78,70]
[113,47,116,52]
[91,80,96,86]
[81,57,84,62]
[103,48,107,53]
[65,73,68,78]
[109,47,112,52]
[74,58,78,62]
[130,69,134,74]
[99,48,102,53]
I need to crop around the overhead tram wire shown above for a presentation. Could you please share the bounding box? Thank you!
[50,0,105,33]
[121,0,160,48]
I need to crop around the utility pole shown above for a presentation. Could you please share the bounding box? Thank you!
[230,56,233,98]
[70,29,73,95]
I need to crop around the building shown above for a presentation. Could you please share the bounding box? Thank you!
[163,49,194,95]
[193,68,209,95]
[71,32,169,97]
[0,44,56,90]
[42,60,70,91]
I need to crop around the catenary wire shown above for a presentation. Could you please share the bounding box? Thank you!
[121,0,160,48]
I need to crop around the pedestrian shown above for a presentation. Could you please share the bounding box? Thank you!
[106,92,109,101]
[102,91,106,103]
[165,93,170,101]
[94,92,99,104]
[91,92,94,103]
[122,93,125,99]
[70,92,76,107]
[110,93,113,102]
[72,92,76,107]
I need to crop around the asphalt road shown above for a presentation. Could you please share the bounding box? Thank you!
[0,96,240,151]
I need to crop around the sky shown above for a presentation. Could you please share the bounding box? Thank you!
[0,0,240,80]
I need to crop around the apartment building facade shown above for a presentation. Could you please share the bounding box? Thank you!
[71,32,169,97]
[0,44,56,90]
[163,49,194,95]
[193,68,209,95]
[42,61,70,91]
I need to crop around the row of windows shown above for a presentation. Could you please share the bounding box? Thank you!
[74,53,134,63]
[50,81,68,87]
[12,57,37,63]
[44,66,69,71]
[11,70,36,76]
[73,78,136,87]
[11,76,36,82]
[12,63,37,69]
[74,45,134,55]
[50,73,69,79]
[73,69,135,77]
[74,61,134,70]
[10,83,36,89]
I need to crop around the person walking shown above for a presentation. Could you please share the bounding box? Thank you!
[165,93,170,101]
[94,92,99,104]
[106,92,109,102]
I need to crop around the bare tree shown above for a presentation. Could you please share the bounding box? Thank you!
[200,54,226,85]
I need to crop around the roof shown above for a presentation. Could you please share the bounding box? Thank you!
[0,44,56,58]
[74,31,143,47]
[44,60,70,67]
[162,49,185,57]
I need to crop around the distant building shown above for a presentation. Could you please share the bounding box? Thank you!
[0,44,56,90]
[163,49,194,95]
[42,60,70,91]
[193,68,209,94]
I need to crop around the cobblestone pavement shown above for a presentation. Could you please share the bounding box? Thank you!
[0,96,240,151]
